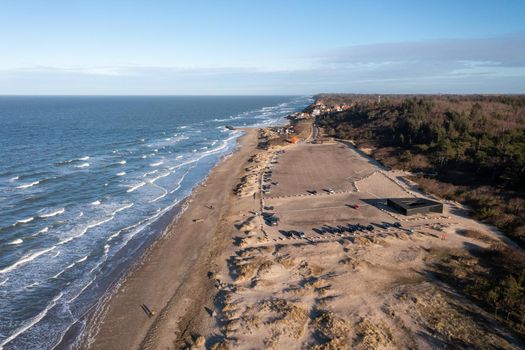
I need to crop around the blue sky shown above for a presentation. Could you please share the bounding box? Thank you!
[1,0,524,94]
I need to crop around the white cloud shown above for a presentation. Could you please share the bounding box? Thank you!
[1,35,524,94]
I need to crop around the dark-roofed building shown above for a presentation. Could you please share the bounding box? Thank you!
[387,198,443,216]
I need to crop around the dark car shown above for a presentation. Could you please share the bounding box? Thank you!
[393,222,402,228]
[312,228,323,234]
[265,216,280,226]
[279,230,292,237]
[366,225,375,231]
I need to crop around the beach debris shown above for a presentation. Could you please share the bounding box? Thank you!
[140,304,155,318]
[193,218,204,223]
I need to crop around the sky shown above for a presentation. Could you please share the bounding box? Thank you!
[1,0,524,95]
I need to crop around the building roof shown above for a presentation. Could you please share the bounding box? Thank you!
[387,197,441,210]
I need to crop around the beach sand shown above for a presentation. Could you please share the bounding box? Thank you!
[82,129,261,350]
[84,125,524,349]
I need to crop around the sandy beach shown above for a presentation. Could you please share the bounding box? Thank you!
[80,129,260,349]
[83,122,524,350]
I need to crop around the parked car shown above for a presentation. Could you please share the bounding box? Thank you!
[266,217,279,226]
[279,230,292,237]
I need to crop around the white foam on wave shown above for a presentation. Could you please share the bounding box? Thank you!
[106,220,142,242]
[150,186,168,203]
[141,155,147,159]
[114,203,134,214]
[39,208,65,218]
[117,160,126,165]
[76,255,88,263]
[168,157,200,172]
[116,171,126,176]
[14,216,35,226]
[32,226,49,236]
[0,278,8,286]
[68,277,95,303]
[25,281,40,288]
[143,169,158,177]
[58,201,133,246]
[176,155,183,159]
[78,211,84,218]
[8,239,23,245]
[86,217,114,230]
[150,160,163,167]
[91,200,101,206]
[169,165,193,194]
[0,291,63,348]
[127,182,145,193]
[9,176,19,181]
[0,246,56,274]
[56,255,89,276]
[16,180,40,189]
[75,162,90,168]
[149,172,170,184]
[79,156,90,161]
[57,216,112,246]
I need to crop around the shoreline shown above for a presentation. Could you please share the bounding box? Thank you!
[76,128,261,349]
[72,100,525,348]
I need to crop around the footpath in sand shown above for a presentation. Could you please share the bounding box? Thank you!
[189,138,524,349]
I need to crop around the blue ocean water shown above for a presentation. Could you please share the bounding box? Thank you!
[0,95,312,349]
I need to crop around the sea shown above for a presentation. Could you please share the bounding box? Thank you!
[0,95,312,349]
